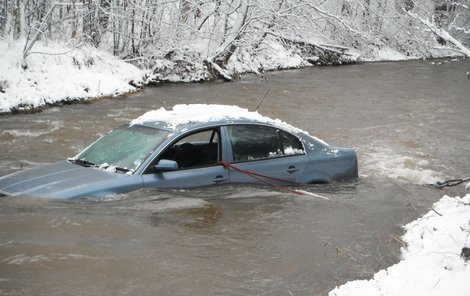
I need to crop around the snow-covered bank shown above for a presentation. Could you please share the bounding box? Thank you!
[0,39,146,114]
[0,36,465,114]
[329,194,470,296]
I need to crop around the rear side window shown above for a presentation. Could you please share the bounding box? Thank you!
[227,125,304,162]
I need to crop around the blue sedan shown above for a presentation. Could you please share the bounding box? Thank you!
[0,105,358,199]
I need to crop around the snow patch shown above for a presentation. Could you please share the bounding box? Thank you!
[358,46,418,62]
[330,194,470,296]
[375,47,414,61]
[0,38,145,113]
[229,38,307,74]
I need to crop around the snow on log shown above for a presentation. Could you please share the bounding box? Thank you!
[204,59,233,81]
[270,34,354,65]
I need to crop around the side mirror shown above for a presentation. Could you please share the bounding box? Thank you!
[154,159,179,172]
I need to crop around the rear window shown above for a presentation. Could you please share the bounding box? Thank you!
[227,125,304,162]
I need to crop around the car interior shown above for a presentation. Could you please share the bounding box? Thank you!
[156,129,220,170]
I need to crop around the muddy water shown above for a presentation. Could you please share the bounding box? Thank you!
[0,59,469,295]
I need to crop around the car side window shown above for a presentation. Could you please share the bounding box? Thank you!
[154,129,220,171]
[280,129,305,156]
[227,125,304,162]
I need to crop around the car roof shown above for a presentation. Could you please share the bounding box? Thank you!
[130,104,305,135]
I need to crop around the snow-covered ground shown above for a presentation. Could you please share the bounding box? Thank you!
[329,192,470,296]
[0,38,145,113]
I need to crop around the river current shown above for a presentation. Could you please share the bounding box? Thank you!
[0,59,469,295]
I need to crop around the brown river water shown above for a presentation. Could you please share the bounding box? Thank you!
[0,59,469,295]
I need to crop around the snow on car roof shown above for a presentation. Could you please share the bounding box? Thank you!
[131,104,330,147]
[130,104,302,133]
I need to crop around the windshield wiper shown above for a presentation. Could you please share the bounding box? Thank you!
[68,158,96,167]
[115,166,132,173]
[68,158,132,173]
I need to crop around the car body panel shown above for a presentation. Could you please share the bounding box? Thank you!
[0,160,142,199]
[299,147,358,183]
[142,165,229,188]
[227,155,308,185]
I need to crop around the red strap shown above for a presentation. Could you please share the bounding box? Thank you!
[218,161,305,195]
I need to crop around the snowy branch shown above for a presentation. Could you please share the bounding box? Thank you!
[406,11,470,58]
[304,3,363,36]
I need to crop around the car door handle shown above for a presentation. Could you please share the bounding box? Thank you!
[287,166,299,173]
[213,175,227,183]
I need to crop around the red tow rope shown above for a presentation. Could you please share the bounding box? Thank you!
[219,161,327,198]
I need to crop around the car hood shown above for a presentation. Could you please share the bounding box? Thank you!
[0,160,135,199]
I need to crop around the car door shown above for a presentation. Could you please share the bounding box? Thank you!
[224,124,308,185]
[141,128,229,188]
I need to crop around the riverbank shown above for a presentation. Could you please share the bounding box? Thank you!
[330,193,470,296]
[0,39,146,114]
[2,37,467,115]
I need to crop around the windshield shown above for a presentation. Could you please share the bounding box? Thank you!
[74,125,169,172]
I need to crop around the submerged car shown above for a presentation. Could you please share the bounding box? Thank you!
[0,104,358,199]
